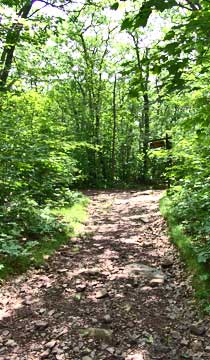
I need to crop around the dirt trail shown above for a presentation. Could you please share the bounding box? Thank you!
[0,190,210,360]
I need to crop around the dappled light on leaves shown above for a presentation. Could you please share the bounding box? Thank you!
[0,0,210,359]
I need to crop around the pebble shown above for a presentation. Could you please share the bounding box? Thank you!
[40,349,51,359]
[5,339,17,347]
[149,278,164,287]
[45,339,57,349]
[79,327,113,343]
[171,331,181,339]
[103,314,112,323]
[191,340,203,352]
[39,308,46,314]
[126,354,144,360]
[76,283,87,292]
[190,324,206,336]
[56,355,65,360]
[181,338,189,346]
[34,320,49,330]
[161,258,174,268]
[95,289,109,299]
[107,347,115,354]
[2,330,9,337]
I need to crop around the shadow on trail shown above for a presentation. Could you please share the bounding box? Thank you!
[0,190,201,360]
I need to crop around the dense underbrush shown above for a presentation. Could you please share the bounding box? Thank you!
[161,182,210,310]
[0,193,88,278]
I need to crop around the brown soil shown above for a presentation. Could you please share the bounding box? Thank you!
[0,190,210,360]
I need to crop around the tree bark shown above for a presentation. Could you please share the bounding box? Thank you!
[111,74,117,180]
[0,1,33,91]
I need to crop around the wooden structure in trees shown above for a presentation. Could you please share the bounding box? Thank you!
[148,133,172,150]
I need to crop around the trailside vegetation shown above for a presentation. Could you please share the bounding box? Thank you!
[0,0,210,298]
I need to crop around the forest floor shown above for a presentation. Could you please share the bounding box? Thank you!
[0,190,210,360]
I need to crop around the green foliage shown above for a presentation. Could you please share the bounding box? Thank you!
[110,2,119,10]
[148,148,170,185]
[0,91,79,203]
[165,89,210,270]
[0,197,88,278]
[121,0,177,30]
[0,89,86,270]
[160,196,210,303]
[2,0,210,306]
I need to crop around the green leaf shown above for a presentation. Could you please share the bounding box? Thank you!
[152,65,161,74]
[129,88,139,98]
[121,17,133,30]
[74,293,82,301]
[110,2,119,10]
[155,0,177,11]
[134,8,152,28]
[164,30,176,41]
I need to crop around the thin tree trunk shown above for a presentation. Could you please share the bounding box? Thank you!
[111,74,117,180]
[130,33,150,182]
[142,92,150,182]
[0,1,33,91]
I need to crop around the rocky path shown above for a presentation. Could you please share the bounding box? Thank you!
[0,190,210,360]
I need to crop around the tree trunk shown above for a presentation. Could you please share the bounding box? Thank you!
[111,74,117,180]
[142,92,150,182]
[0,1,33,91]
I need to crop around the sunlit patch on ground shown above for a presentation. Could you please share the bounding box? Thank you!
[0,190,209,359]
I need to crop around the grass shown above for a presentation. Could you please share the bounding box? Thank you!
[160,194,210,310]
[0,197,89,280]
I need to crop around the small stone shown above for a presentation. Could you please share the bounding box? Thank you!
[40,349,51,359]
[82,356,92,360]
[58,268,68,273]
[56,355,65,360]
[76,283,87,292]
[190,324,206,336]
[5,339,17,347]
[39,308,46,314]
[48,310,56,316]
[168,313,176,320]
[127,321,133,328]
[2,330,9,337]
[34,320,49,330]
[82,347,91,354]
[45,340,57,349]
[0,347,6,354]
[95,289,109,299]
[205,346,210,352]
[181,338,189,346]
[128,334,139,345]
[32,343,42,351]
[73,346,80,352]
[191,340,203,352]
[126,354,144,360]
[132,278,139,287]
[52,346,62,355]
[171,331,181,339]
[161,258,174,268]
[107,347,115,354]
[103,314,112,323]
[140,286,152,292]
[149,277,164,287]
[79,327,113,343]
